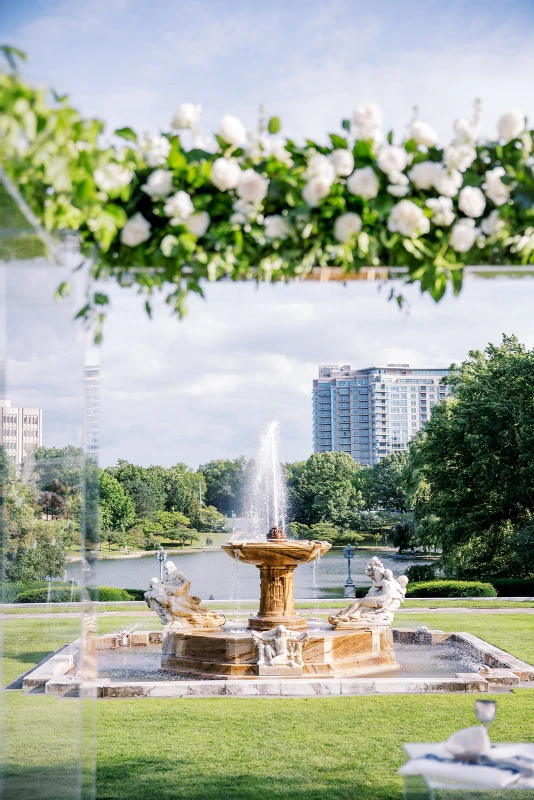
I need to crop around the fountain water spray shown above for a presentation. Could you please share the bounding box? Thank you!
[245,420,288,539]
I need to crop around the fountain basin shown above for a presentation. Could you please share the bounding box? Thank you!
[222,539,331,630]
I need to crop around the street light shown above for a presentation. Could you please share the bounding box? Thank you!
[155,545,168,581]
[343,544,356,598]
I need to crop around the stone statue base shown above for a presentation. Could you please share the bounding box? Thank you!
[258,664,303,677]
[160,625,398,679]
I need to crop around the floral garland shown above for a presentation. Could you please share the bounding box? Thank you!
[1,53,534,335]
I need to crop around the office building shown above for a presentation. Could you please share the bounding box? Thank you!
[312,364,450,466]
[0,400,43,465]
[85,365,99,458]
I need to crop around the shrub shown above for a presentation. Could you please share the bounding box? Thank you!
[14,587,82,603]
[88,586,134,602]
[491,578,534,596]
[125,588,146,601]
[405,563,437,583]
[406,580,497,598]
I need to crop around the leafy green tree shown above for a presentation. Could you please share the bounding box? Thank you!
[5,520,68,582]
[405,335,534,578]
[164,463,206,517]
[371,451,409,513]
[99,470,135,532]
[108,460,166,517]
[195,505,231,533]
[33,445,84,493]
[391,516,415,554]
[197,457,247,515]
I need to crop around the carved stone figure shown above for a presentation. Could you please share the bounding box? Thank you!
[329,558,408,628]
[145,561,225,629]
[251,625,309,668]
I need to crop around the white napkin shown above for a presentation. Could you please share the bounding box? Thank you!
[398,727,526,788]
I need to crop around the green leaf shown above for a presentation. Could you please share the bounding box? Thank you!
[55,281,72,300]
[115,127,137,143]
[94,292,110,306]
[74,304,91,320]
[145,300,152,318]
[329,134,348,149]
[341,119,351,132]
[52,91,69,103]
[268,116,281,134]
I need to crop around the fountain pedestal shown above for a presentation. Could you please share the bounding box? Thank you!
[221,539,331,631]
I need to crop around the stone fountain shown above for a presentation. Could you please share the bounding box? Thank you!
[147,422,409,679]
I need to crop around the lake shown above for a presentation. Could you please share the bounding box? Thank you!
[67,548,420,600]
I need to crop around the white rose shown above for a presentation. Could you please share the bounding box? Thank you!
[376,145,408,177]
[481,209,504,236]
[353,103,382,140]
[331,149,354,177]
[453,117,479,143]
[120,213,151,247]
[270,140,293,166]
[458,186,486,218]
[172,103,201,130]
[163,190,195,223]
[161,234,178,256]
[497,109,525,143]
[334,212,362,243]
[449,218,478,252]
[426,196,455,227]
[304,153,336,184]
[94,163,133,192]
[302,176,332,206]
[432,166,462,197]
[408,161,440,190]
[186,211,210,237]
[347,166,380,200]
[443,143,477,172]
[409,120,438,148]
[483,166,510,207]
[141,169,174,199]
[219,114,247,146]
[387,200,430,238]
[236,168,269,204]
[264,215,291,239]
[387,183,409,197]
[142,135,171,168]
[211,158,241,191]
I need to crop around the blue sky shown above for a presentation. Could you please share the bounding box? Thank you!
[3,0,534,467]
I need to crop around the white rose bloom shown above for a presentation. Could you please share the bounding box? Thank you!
[142,135,171,168]
[334,212,362,243]
[347,166,380,200]
[387,183,409,197]
[449,218,478,252]
[120,213,151,247]
[163,190,195,224]
[376,145,408,177]
[443,143,477,172]
[236,168,269,204]
[264,215,292,240]
[426,196,455,227]
[497,109,525,143]
[141,169,174,199]
[387,200,430,238]
[244,132,267,161]
[94,163,133,192]
[481,209,504,236]
[484,166,510,207]
[453,117,479,143]
[409,120,438,147]
[186,211,210,237]
[211,157,241,191]
[172,103,201,130]
[304,153,336,184]
[408,161,440,190]
[353,103,382,140]
[270,140,293,166]
[432,166,463,197]
[219,114,247,146]
[331,148,354,177]
[302,176,332,206]
[161,234,178,257]
[458,186,486,218]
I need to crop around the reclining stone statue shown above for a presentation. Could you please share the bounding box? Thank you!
[145,561,225,629]
[329,557,408,628]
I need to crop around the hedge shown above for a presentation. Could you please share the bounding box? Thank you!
[406,580,497,598]
[491,578,534,597]
[13,586,135,603]
[88,587,135,602]
[125,588,146,601]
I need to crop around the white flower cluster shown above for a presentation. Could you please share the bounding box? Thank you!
[94,162,133,193]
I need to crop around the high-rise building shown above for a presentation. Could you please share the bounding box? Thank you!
[312,364,450,466]
[84,365,99,458]
[0,400,43,465]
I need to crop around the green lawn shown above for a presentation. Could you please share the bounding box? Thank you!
[2,611,534,800]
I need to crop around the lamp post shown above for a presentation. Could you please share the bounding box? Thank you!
[155,545,168,581]
[343,544,356,598]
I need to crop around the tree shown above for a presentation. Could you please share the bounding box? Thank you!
[197,457,247,515]
[195,505,231,533]
[371,451,409,513]
[99,470,135,532]
[391,517,415,554]
[33,445,84,493]
[108,460,166,517]
[405,335,534,578]
[5,520,68,582]
[286,452,365,529]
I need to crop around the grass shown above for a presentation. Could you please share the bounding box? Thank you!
[2,610,534,800]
